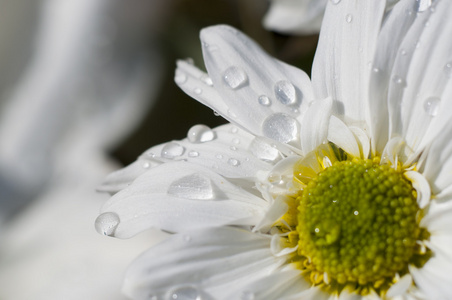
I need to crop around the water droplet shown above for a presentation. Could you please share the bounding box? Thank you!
[315,228,320,233]
[228,158,240,167]
[249,138,280,162]
[231,126,238,133]
[392,75,406,86]
[443,62,452,78]
[423,97,441,117]
[232,138,240,145]
[213,111,220,116]
[168,286,201,300]
[161,142,185,158]
[223,66,248,89]
[372,68,380,73]
[187,125,215,143]
[167,173,213,200]
[188,151,199,157]
[143,162,150,169]
[230,146,237,151]
[330,0,341,4]
[345,14,353,23]
[193,87,202,95]
[200,74,213,86]
[147,151,156,158]
[258,95,271,106]
[95,212,120,236]
[354,211,359,216]
[274,80,297,105]
[262,113,299,143]
[400,49,407,56]
[215,154,223,159]
[241,291,255,300]
[175,71,187,84]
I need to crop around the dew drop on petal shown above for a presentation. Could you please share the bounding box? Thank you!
[345,14,353,23]
[392,75,406,87]
[161,142,185,158]
[168,286,201,300]
[400,49,407,56]
[274,80,297,105]
[216,154,223,160]
[443,62,452,78]
[187,125,215,143]
[232,138,240,145]
[175,71,187,84]
[200,74,213,86]
[188,151,199,157]
[95,212,120,236]
[423,97,441,117]
[230,126,238,133]
[193,87,202,95]
[241,291,255,300]
[262,113,299,143]
[230,146,237,151]
[258,95,271,106]
[249,138,280,162]
[142,162,150,169]
[228,158,240,167]
[168,173,213,200]
[223,66,248,89]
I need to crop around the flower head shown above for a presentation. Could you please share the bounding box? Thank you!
[97,0,452,299]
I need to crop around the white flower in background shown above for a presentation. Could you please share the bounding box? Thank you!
[263,0,400,35]
[98,0,452,299]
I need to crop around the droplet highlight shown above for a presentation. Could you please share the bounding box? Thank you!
[187,125,215,143]
[330,0,341,4]
[161,142,185,158]
[258,95,271,106]
[262,113,299,143]
[274,80,297,105]
[228,158,240,167]
[223,66,248,89]
[95,212,120,236]
[345,14,353,23]
[423,97,441,117]
[167,173,214,200]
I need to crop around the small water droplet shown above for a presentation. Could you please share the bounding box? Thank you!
[241,291,255,300]
[228,158,240,167]
[423,97,441,117]
[95,212,120,236]
[274,80,297,105]
[330,0,341,4]
[230,146,237,151]
[230,126,238,133]
[175,71,187,84]
[405,9,413,16]
[372,68,380,73]
[315,228,320,233]
[200,74,213,86]
[147,151,156,158]
[392,75,406,86]
[168,286,201,300]
[249,138,280,162]
[168,174,213,200]
[258,95,271,106]
[216,154,223,160]
[443,62,452,78]
[187,125,215,143]
[262,113,299,143]
[161,142,185,158]
[213,111,220,116]
[354,211,359,215]
[193,87,202,95]
[143,162,150,169]
[188,151,199,157]
[223,66,248,89]
[345,14,353,23]
[400,49,407,56]
[232,138,240,145]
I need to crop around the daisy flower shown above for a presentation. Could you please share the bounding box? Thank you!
[97,0,452,299]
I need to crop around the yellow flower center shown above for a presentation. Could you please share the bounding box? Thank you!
[278,144,431,296]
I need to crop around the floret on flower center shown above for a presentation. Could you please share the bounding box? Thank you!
[279,144,431,296]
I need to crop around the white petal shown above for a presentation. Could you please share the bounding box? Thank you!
[327,115,360,157]
[369,0,419,153]
[312,0,386,124]
[122,227,284,300]
[255,195,289,232]
[99,162,268,238]
[404,170,430,209]
[386,274,413,298]
[99,124,273,193]
[387,1,452,156]
[420,199,452,232]
[349,126,370,159]
[300,97,333,155]
[263,0,327,35]
[420,121,452,197]
[199,25,314,146]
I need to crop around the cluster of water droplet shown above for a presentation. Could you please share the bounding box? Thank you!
[296,159,421,286]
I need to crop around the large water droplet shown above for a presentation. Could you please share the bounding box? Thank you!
[223,66,248,89]
[423,97,441,117]
[249,138,280,162]
[443,62,452,78]
[168,286,201,300]
[187,125,215,143]
[161,142,185,158]
[345,14,353,23]
[258,95,271,106]
[168,173,213,200]
[175,71,187,84]
[95,212,120,236]
[274,80,297,105]
[262,113,299,143]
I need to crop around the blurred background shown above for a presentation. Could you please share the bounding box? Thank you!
[0,0,318,299]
